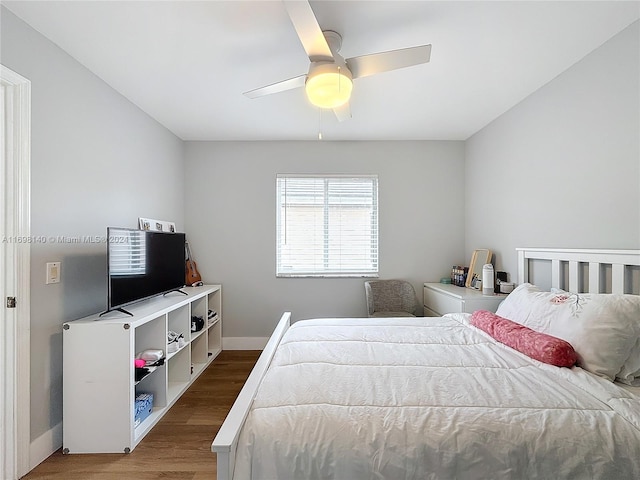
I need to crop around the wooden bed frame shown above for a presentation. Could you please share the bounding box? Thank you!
[211,247,640,480]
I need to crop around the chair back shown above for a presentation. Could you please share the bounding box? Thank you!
[365,280,418,316]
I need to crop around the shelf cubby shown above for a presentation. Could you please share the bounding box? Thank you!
[192,329,207,357]
[191,296,207,323]
[135,315,166,357]
[168,304,190,343]
[206,289,222,357]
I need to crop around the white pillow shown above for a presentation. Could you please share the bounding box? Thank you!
[617,338,640,386]
[496,283,640,381]
[549,286,640,385]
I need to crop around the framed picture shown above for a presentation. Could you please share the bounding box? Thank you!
[138,217,176,233]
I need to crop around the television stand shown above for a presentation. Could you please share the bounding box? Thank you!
[63,284,222,454]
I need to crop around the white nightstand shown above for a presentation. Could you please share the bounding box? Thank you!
[423,282,506,316]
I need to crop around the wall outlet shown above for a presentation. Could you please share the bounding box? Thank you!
[46,262,61,284]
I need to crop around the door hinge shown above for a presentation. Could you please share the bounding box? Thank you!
[6,297,16,308]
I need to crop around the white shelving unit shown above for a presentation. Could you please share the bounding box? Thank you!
[62,284,222,454]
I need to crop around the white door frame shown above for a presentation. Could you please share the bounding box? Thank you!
[1,64,31,480]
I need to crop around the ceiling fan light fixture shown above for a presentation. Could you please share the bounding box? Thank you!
[305,63,353,109]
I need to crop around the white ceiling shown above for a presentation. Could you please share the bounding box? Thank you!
[3,1,639,141]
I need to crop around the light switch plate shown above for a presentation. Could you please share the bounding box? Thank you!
[46,262,61,284]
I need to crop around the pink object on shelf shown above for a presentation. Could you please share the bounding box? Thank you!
[134,358,146,368]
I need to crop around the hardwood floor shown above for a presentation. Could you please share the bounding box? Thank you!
[22,350,260,480]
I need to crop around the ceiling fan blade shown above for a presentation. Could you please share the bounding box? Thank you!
[243,74,307,99]
[346,44,432,79]
[333,102,351,122]
[283,0,334,62]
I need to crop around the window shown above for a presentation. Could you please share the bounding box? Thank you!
[276,174,378,277]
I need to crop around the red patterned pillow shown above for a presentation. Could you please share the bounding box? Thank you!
[470,310,577,367]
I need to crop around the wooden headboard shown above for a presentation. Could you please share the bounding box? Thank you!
[516,248,640,295]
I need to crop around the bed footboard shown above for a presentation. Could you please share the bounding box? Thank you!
[211,311,292,480]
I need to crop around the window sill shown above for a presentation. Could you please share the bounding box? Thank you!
[276,273,380,278]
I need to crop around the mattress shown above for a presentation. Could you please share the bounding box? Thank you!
[232,314,640,480]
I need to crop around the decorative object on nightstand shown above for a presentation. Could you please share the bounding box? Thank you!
[423,282,506,317]
[494,271,514,293]
[466,249,492,288]
[451,266,469,287]
[482,264,495,295]
[500,282,515,294]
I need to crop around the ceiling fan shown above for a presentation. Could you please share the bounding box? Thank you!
[243,0,432,121]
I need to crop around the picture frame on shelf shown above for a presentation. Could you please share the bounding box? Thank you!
[138,217,176,233]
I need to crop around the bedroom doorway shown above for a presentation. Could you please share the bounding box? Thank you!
[1,64,31,480]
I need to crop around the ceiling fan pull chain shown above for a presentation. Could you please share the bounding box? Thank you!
[318,108,323,140]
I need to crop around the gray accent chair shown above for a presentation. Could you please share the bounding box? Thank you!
[364,280,418,317]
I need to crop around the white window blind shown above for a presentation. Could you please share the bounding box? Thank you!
[276,174,379,277]
[109,230,146,276]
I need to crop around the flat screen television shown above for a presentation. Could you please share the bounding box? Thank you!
[105,227,186,315]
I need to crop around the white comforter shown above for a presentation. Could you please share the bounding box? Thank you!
[233,315,640,480]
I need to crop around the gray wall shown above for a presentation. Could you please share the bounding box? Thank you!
[185,141,465,337]
[465,21,640,279]
[3,3,638,466]
[1,8,185,445]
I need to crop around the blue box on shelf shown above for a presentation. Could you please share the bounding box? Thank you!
[134,393,153,427]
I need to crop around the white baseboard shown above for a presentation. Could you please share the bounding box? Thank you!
[29,421,62,472]
[222,337,268,350]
